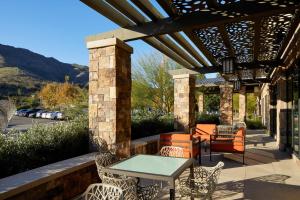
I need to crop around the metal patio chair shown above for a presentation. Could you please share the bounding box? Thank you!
[102,173,159,200]
[178,161,224,199]
[160,146,185,158]
[79,183,123,200]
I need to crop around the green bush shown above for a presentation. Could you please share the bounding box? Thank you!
[0,115,88,178]
[196,113,220,124]
[245,119,265,129]
[131,111,174,140]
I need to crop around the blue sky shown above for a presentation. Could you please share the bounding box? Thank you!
[0,0,215,77]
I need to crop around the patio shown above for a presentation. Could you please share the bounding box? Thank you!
[156,129,300,199]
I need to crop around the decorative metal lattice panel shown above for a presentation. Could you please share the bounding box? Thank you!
[194,27,229,64]
[239,69,253,80]
[171,0,241,14]
[226,21,255,63]
[258,13,295,61]
[255,68,269,79]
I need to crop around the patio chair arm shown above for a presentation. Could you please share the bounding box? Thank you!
[137,184,160,200]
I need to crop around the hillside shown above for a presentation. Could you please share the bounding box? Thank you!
[0,44,88,97]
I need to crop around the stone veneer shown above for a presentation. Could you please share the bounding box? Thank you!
[198,93,204,113]
[87,38,132,157]
[173,74,196,133]
[220,85,233,125]
[239,86,246,122]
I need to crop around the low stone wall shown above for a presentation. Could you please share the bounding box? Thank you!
[0,135,161,200]
[0,153,99,200]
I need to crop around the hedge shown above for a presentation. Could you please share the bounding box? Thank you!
[0,115,89,178]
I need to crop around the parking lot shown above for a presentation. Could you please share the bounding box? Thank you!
[6,116,59,132]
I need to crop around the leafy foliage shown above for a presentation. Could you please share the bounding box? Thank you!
[246,119,265,129]
[132,53,178,113]
[38,82,87,109]
[0,115,88,178]
[196,112,220,124]
[131,110,174,140]
[204,94,220,112]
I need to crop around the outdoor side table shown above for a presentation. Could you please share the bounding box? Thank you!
[103,154,194,200]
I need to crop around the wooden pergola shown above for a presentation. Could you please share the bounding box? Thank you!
[81,0,299,86]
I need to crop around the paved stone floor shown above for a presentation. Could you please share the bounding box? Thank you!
[156,130,300,199]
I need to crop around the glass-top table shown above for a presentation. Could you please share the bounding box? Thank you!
[103,154,194,200]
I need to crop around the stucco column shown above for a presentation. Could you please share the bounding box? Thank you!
[239,86,246,122]
[173,74,196,133]
[87,38,132,157]
[198,93,204,113]
[220,85,233,125]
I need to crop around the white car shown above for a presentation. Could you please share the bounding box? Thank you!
[46,111,63,120]
[41,112,49,119]
[36,110,46,118]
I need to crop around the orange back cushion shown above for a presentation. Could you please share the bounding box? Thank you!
[194,124,216,139]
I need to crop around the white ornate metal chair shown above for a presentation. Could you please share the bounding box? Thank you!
[177,161,224,199]
[94,137,110,153]
[79,183,123,200]
[95,152,119,179]
[160,146,185,158]
[102,173,160,200]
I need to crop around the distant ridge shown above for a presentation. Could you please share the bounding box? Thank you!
[0,44,88,97]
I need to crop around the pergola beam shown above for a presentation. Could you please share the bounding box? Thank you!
[86,2,299,43]
[81,0,200,71]
[105,0,204,69]
[218,25,235,57]
[131,0,210,66]
[253,18,262,61]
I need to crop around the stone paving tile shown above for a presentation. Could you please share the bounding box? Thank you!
[155,130,300,200]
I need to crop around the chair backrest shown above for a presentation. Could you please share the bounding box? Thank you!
[194,124,216,139]
[101,174,138,200]
[160,146,184,158]
[217,125,233,135]
[81,183,123,200]
[160,133,198,158]
[95,152,119,179]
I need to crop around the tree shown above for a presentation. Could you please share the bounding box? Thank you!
[38,82,86,109]
[132,53,178,113]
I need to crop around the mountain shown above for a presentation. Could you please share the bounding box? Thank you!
[0,44,88,97]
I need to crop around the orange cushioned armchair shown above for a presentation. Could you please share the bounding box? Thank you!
[210,127,245,164]
[160,133,201,163]
[193,124,217,141]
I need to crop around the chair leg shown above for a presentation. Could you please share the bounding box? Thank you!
[210,150,212,161]
[243,153,245,165]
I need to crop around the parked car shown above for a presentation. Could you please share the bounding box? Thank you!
[19,109,33,117]
[22,109,41,117]
[47,111,63,120]
[15,109,28,116]
[27,109,43,118]
[41,111,50,119]
[36,110,47,118]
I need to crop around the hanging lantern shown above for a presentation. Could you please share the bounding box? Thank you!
[222,57,235,74]
[233,80,240,91]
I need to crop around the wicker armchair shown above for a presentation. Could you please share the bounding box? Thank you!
[178,161,224,199]
[102,173,159,200]
[160,146,184,158]
[78,183,123,200]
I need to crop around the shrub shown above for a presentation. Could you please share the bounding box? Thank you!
[196,113,220,125]
[0,115,88,178]
[131,112,174,140]
[245,119,265,129]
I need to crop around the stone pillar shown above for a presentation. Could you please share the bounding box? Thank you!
[239,86,246,122]
[198,93,204,113]
[173,74,196,133]
[276,77,288,150]
[87,38,132,157]
[220,85,233,125]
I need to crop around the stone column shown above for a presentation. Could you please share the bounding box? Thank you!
[276,77,288,150]
[239,86,246,122]
[198,93,204,113]
[173,74,196,133]
[220,85,233,125]
[87,38,132,157]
